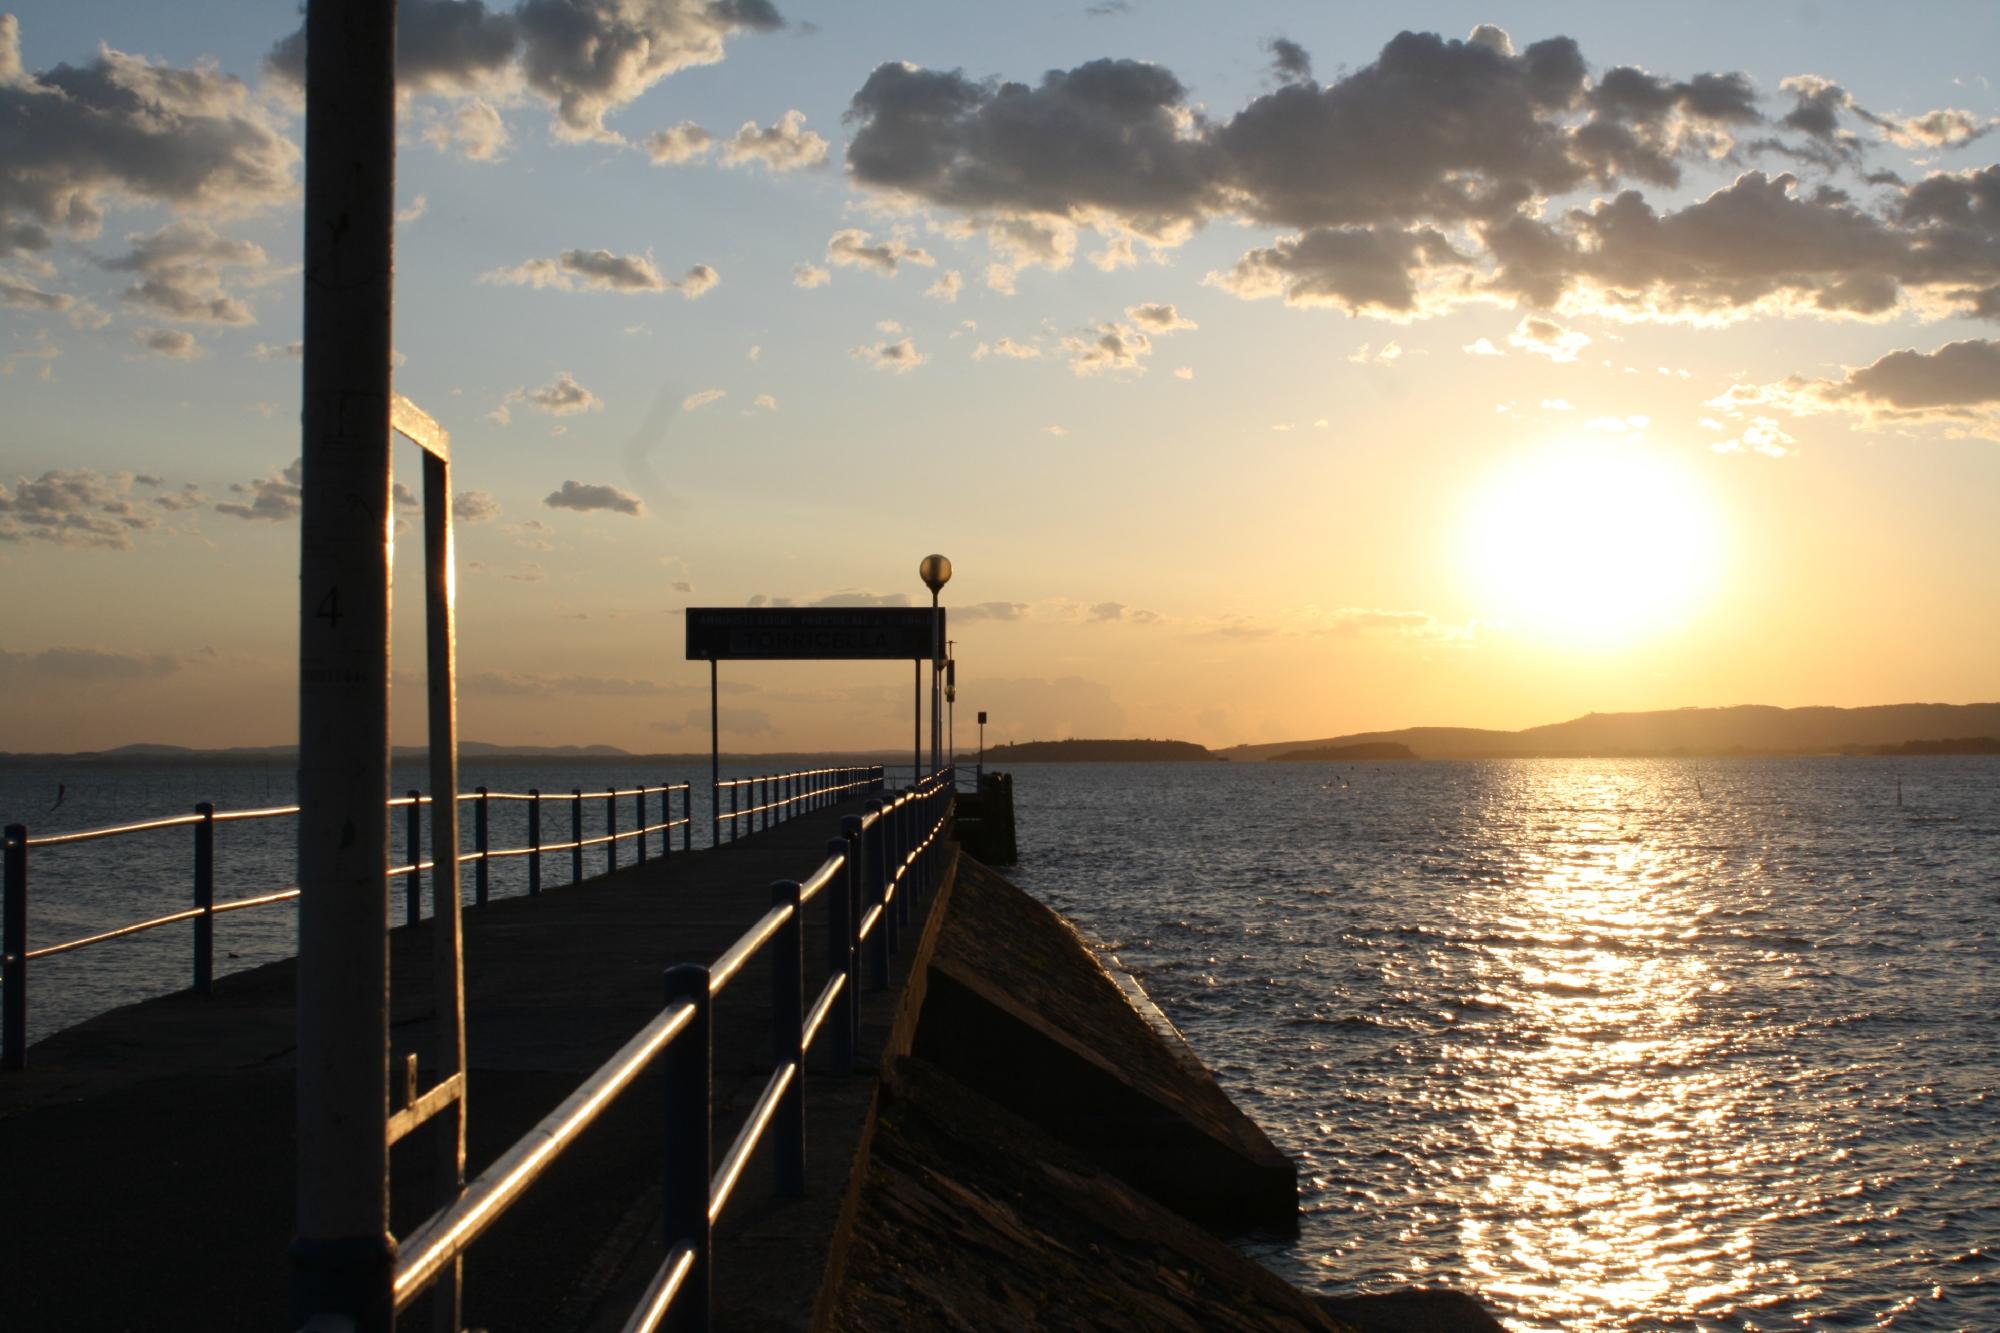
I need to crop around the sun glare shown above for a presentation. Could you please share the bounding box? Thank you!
[1465,441,1722,649]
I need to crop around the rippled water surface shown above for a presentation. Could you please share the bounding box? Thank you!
[1008,758,1998,1331]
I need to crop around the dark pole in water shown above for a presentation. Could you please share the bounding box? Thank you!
[293,0,397,1328]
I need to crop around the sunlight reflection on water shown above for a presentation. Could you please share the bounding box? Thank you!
[1011,757,1999,1331]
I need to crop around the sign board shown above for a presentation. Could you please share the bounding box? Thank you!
[685,607,943,661]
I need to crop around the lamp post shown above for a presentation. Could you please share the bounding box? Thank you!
[977,710,987,784]
[919,554,950,778]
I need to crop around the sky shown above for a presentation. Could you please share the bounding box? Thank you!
[2,0,1997,753]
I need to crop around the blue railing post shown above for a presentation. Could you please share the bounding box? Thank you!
[606,788,619,874]
[527,789,542,896]
[570,788,584,884]
[474,787,490,907]
[663,963,712,1333]
[683,786,693,854]
[830,830,857,1076]
[771,879,805,1197]
[729,781,739,843]
[4,823,27,1070]
[635,787,648,866]
[193,802,215,994]
[405,791,423,927]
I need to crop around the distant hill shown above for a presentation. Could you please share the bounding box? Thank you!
[982,739,1213,763]
[1221,703,2000,761]
[1270,742,1416,762]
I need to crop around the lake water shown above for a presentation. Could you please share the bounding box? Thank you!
[4,755,1995,1330]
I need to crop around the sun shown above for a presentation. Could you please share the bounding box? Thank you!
[1463,440,1723,649]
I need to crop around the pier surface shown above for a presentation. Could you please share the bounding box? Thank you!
[0,798,903,1332]
[1,796,1501,1332]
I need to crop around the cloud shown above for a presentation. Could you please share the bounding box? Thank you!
[1172,365,1193,380]
[252,340,304,361]
[133,327,203,360]
[1125,302,1196,332]
[99,220,272,324]
[972,336,1040,360]
[838,32,2000,329]
[1205,225,1466,315]
[955,600,1030,622]
[1720,337,2000,438]
[826,228,935,276]
[267,0,785,143]
[452,490,502,522]
[806,590,911,608]
[1710,416,1797,458]
[644,120,715,163]
[1462,337,1503,356]
[1266,37,1312,85]
[0,646,178,684]
[792,262,830,288]
[1506,315,1590,361]
[483,248,710,295]
[527,372,601,415]
[852,336,926,372]
[214,457,303,521]
[545,479,644,515]
[682,387,726,410]
[719,109,827,170]
[422,98,511,160]
[752,393,777,411]
[1348,339,1404,365]
[2,18,298,255]
[926,269,963,302]
[0,469,161,548]
[1061,322,1151,375]
[0,270,69,311]
[489,371,602,423]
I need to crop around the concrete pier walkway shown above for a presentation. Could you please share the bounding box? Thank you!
[0,796,929,1332]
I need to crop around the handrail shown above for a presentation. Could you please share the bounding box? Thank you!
[392,996,700,1306]
[377,766,952,1328]
[1,764,887,1070]
[8,765,960,1327]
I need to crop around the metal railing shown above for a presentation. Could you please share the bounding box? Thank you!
[711,766,882,847]
[1,764,886,1070]
[387,771,956,1331]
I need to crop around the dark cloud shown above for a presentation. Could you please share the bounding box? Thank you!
[214,458,303,521]
[0,272,70,311]
[0,469,160,548]
[1717,338,2000,438]
[545,479,644,514]
[556,248,665,291]
[1125,302,1195,331]
[1265,37,1311,85]
[2,19,297,252]
[845,58,1219,235]
[515,0,784,140]
[268,0,783,141]
[1206,225,1465,314]
[452,490,502,523]
[133,327,203,359]
[840,28,2000,326]
[99,221,271,324]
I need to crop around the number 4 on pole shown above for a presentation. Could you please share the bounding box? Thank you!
[316,585,342,629]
